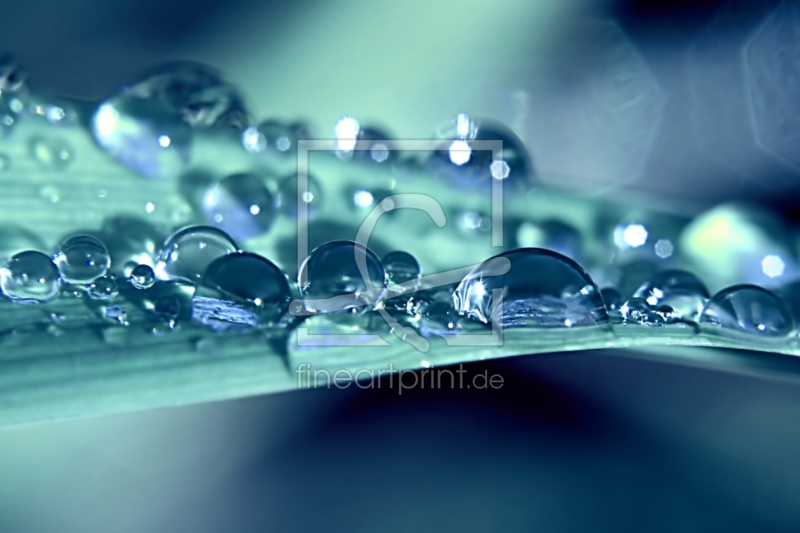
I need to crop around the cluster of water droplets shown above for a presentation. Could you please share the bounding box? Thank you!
[0,55,799,357]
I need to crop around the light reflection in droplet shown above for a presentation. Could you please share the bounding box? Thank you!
[335,116,360,153]
[762,254,785,278]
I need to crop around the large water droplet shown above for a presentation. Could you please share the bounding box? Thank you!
[92,61,249,179]
[297,240,387,313]
[129,264,156,289]
[29,136,72,170]
[202,173,275,240]
[382,251,421,285]
[453,248,608,328]
[154,225,238,283]
[1,251,60,304]
[275,172,323,220]
[193,252,291,328]
[699,285,793,337]
[633,269,709,322]
[53,235,111,284]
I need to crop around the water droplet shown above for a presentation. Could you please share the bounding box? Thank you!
[428,117,532,191]
[193,252,291,328]
[382,251,421,285]
[350,125,396,163]
[0,251,60,304]
[242,119,310,158]
[202,173,275,240]
[275,172,323,219]
[0,54,27,95]
[129,264,156,289]
[92,61,249,179]
[103,304,129,325]
[633,269,709,322]
[0,98,17,137]
[29,136,72,170]
[53,235,111,284]
[0,153,9,171]
[87,276,119,300]
[620,297,665,326]
[297,240,387,314]
[699,284,793,337]
[154,225,238,283]
[457,211,492,236]
[453,248,608,328]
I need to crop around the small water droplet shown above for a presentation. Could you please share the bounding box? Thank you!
[53,235,111,284]
[382,251,421,285]
[453,248,608,328]
[29,136,72,170]
[633,269,709,322]
[242,119,310,158]
[0,251,61,304]
[129,264,156,289]
[154,225,238,283]
[699,284,793,337]
[88,276,119,300]
[0,153,9,171]
[202,173,275,240]
[298,240,387,314]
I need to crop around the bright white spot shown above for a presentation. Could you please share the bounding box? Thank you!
[456,113,473,138]
[158,135,171,148]
[213,213,223,223]
[9,98,23,114]
[473,281,486,299]
[564,318,574,327]
[301,191,314,203]
[652,288,664,299]
[654,239,674,259]
[762,255,785,278]
[354,189,374,207]
[758,323,766,331]
[276,136,291,152]
[145,202,155,213]
[242,127,266,153]
[421,360,431,368]
[490,160,510,180]
[253,298,263,306]
[46,106,65,123]
[249,204,260,215]
[449,140,471,165]
[94,103,119,139]
[335,116,360,153]
[646,296,658,306]
[614,223,648,248]
[370,143,389,162]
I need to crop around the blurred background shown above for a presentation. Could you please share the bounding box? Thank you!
[3,0,800,530]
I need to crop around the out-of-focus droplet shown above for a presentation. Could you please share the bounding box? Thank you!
[87,276,119,300]
[129,264,156,289]
[699,284,793,337]
[53,235,111,284]
[242,119,310,158]
[454,248,608,328]
[428,116,532,192]
[633,269,709,322]
[681,204,796,288]
[92,61,249,179]
[1,251,60,304]
[456,210,492,236]
[202,173,275,240]
[29,136,72,170]
[275,172,323,220]
[0,98,17,137]
[0,54,27,95]
[154,225,238,283]
[297,240,387,314]
[382,251,421,285]
[350,126,396,163]
[0,153,9,171]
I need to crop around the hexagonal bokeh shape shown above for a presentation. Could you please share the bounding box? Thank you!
[524,20,665,194]
[745,1,800,169]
